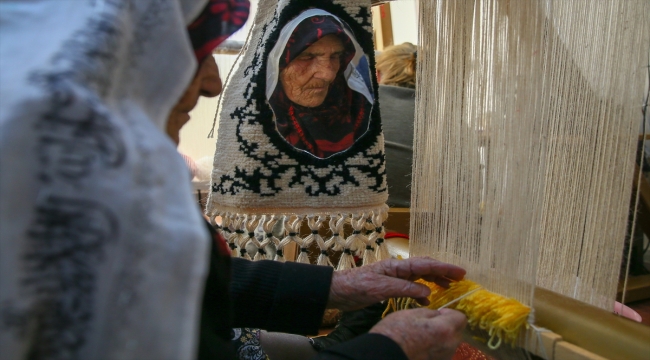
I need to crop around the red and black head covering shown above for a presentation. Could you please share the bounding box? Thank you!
[270,15,371,159]
[187,0,251,62]
[279,15,356,70]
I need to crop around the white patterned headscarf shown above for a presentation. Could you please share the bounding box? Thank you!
[0,1,212,359]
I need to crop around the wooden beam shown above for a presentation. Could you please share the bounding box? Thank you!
[554,342,607,360]
[371,3,394,50]
[385,207,410,235]
[618,274,650,304]
[534,287,650,360]
[385,208,650,360]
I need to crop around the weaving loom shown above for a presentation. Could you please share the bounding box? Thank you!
[204,0,650,357]
[394,0,650,359]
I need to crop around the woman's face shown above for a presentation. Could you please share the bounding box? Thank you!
[279,34,344,108]
[166,56,222,144]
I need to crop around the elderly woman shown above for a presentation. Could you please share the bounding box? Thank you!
[267,12,374,159]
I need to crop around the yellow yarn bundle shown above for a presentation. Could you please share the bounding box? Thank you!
[384,279,531,349]
[424,279,531,349]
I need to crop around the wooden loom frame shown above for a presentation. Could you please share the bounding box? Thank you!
[202,1,649,357]
[384,208,650,360]
[371,0,650,358]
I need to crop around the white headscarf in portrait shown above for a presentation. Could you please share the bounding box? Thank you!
[0,1,209,359]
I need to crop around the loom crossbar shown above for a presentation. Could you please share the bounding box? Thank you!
[385,208,650,360]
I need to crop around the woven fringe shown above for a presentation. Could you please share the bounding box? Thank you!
[278,215,302,262]
[209,206,390,269]
[258,216,280,260]
[223,215,240,257]
[308,216,333,267]
[336,214,366,270]
[369,211,389,261]
[240,216,262,261]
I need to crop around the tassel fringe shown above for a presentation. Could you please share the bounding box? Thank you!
[209,205,391,269]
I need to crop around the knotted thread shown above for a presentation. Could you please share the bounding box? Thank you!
[277,215,302,262]
[336,214,367,271]
[239,215,261,261]
[329,214,347,253]
[305,215,332,267]
[361,219,376,266]
[259,216,281,261]
[295,217,318,264]
[226,215,244,258]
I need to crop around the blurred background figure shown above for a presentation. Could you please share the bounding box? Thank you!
[376,42,417,208]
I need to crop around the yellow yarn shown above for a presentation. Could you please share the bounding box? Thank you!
[383,279,531,349]
[423,279,530,349]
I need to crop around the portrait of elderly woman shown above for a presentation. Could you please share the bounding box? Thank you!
[266,9,374,159]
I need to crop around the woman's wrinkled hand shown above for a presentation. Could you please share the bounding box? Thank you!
[370,308,467,360]
[327,257,465,311]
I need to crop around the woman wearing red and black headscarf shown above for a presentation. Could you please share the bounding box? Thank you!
[267,13,374,159]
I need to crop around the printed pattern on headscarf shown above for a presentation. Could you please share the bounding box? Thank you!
[189,0,251,61]
[207,0,392,270]
[279,15,354,69]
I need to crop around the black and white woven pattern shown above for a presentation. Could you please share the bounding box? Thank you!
[207,0,391,267]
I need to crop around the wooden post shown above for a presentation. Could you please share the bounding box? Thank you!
[371,3,394,50]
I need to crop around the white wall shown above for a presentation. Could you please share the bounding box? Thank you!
[177,54,238,163]
[390,1,418,45]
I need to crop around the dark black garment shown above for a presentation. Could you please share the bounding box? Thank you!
[198,223,407,360]
[311,302,386,351]
[198,227,237,359]
[229,258,332,334]
[379,85,415,208]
